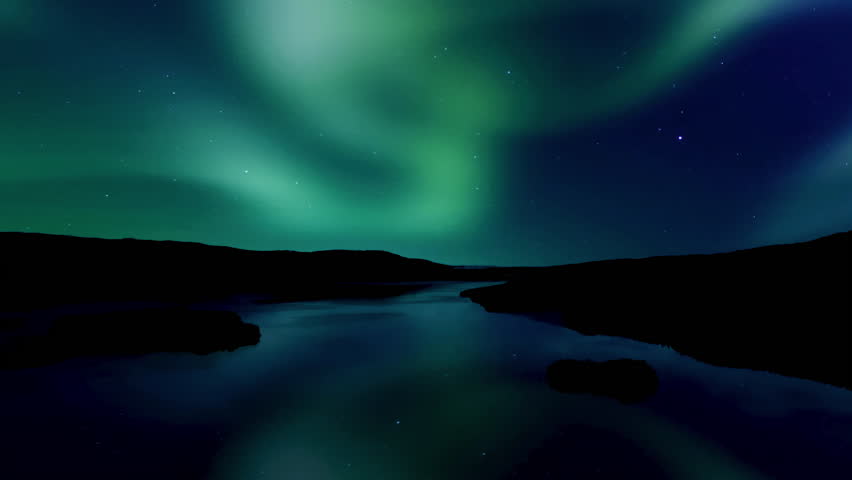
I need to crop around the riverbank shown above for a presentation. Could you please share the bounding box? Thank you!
[463,231,851,389]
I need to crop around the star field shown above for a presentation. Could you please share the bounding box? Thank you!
[1,0,851,265]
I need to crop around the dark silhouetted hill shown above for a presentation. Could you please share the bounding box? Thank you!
[0,232,519,310]
[462,231,852,390]
[0,233,527,368]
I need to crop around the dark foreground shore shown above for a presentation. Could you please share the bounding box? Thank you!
[2,230,848,384]
[0,309,260,369]
[462,231,851,390]
[0,232,525,311]
[0,232,522,367]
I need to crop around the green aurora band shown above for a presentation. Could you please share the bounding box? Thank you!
[0,0,847,264]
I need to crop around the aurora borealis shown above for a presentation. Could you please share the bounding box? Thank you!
[2,0,851,265]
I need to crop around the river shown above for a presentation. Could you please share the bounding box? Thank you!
[2,282,850,479]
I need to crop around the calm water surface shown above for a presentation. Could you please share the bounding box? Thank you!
[2,282,851,479]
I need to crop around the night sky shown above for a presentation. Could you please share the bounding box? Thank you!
[2,0,851,266]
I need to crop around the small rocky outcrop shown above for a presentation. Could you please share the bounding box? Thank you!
[545,359,660,404]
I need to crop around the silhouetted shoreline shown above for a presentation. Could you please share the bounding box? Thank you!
[462,230,852,390]
[0,232,524,312]
[0,233,518,367]
[2,231,849,388]
[0,309,260,369]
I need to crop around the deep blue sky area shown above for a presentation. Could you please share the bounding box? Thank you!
[2,1,851,265]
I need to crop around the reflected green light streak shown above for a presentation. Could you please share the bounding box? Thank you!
[212,296,772,480]
[214,376,770,480]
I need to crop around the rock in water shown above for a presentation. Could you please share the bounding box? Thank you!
[545,359,659,404]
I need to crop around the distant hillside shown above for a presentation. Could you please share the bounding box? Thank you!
[462,230,852,389]
[0,233,506,310]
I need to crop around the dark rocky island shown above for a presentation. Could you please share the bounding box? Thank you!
[545,359,660,404]
[0,309,260,369]
[463,231,851,390]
